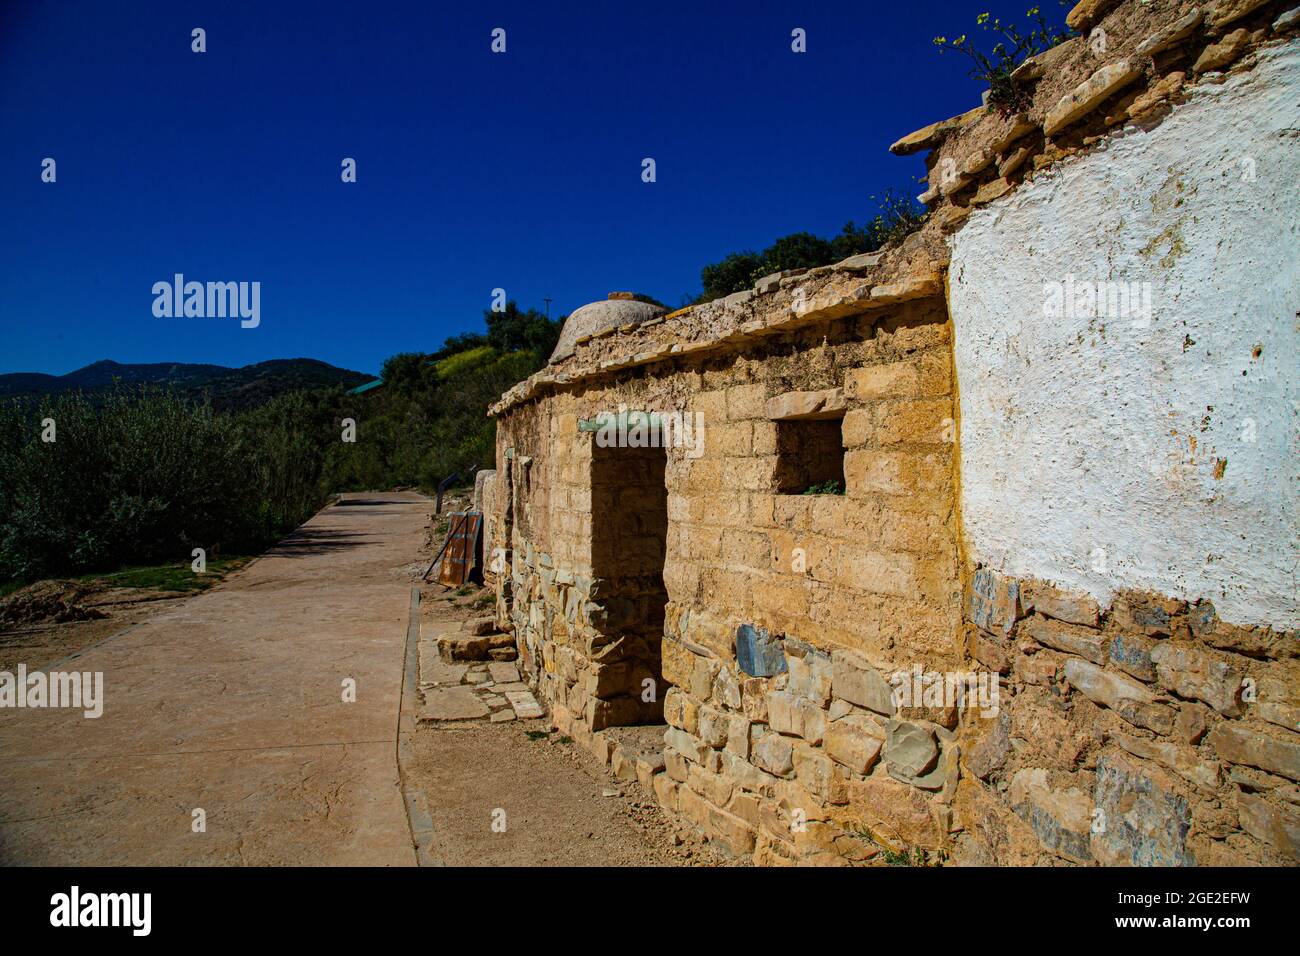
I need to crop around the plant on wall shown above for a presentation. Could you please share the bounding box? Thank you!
[933,6,1073,113]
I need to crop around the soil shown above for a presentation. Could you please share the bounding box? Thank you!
[405,583,742,867]
[0,579,190,673]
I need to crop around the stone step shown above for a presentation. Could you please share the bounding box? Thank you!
[438,631,516,662]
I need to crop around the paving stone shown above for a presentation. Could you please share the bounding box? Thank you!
[418,648,468,687]
[505,688,544,719]
[488,662,521,684]
[420,686,490,722]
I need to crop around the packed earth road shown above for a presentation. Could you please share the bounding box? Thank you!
[0,493,427,865]
[0,492,725,866]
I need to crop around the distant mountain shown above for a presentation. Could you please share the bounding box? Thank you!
[0,359,372,410]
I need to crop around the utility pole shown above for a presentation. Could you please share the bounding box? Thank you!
[543,296,553,318]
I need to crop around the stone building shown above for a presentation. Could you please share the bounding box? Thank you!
[484,0,1299,866]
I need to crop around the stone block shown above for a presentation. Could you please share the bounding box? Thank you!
[653,773,679,812]
[885,719,939,779]
[1150,642,1245,717]
[1235,792,1300,859]
[665,727,712,764]
[824,714,885,774]
[687,763,734,808]
[1135,8,1203,56]
[844,356,948,401]
[1008,768,1094,863]
[968,567,1022,634]
[753,732,795,777]
[765,388,847,421]
[786,647,833,705]
[830,649,897,716]
[847,775,943,850]
[1063,658,1175,735]
[767,691,827,743]
[1023,615,1108,665]
[711,666,743,709]
[1109,632,1157,682]
[1114,732,1221,792]
[1044,61,1143,137]
[664,748,690,783]
[792,742,834,801]
[636,752,666,789]
[1091,753,1195,866]
[1024,582,1100,627]
[1207,723,1300,782]
[697,703,730,748]
[724,713,753,759]
[1209,0,1272,29]
[735,624,787,677]
[417,685,489,724]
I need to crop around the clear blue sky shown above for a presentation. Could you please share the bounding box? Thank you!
[0,0,1067,377]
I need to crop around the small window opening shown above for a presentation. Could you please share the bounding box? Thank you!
[774,417,845,495]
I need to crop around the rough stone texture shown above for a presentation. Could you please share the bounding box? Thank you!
[884,720,939,779]
[1064,658,1176,735]
[1193,28,1251,74]
[831,651,899,716]
[1150,642,1244,716]
[1043,61,1144,136]
[1135,8,1204,56]
[1208,723,1300,782]
[1092,753,1195,866]
[824,715,884,774]
[483,7,1299,867]
[1208,0,1273,29]
[1009,768,1094,863]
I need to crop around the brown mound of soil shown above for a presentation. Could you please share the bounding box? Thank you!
[0,580,109,626]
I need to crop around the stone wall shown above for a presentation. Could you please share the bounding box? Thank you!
[485,1,1299,865]
[491,294,971,860]
[959,569,1298,864]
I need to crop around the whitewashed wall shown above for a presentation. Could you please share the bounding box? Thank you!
[949,42,1299,631]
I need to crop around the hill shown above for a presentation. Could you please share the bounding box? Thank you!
[0,359,371,410]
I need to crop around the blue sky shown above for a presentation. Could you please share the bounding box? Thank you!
[0,0,1069,376]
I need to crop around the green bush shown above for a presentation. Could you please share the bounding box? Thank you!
[696,189,928,301]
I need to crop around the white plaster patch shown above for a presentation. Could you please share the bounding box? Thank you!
[949,42,1300,630]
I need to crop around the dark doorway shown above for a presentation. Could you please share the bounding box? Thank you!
[588,439,669,727]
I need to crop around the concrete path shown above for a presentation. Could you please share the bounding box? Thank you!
[0,492,430,865]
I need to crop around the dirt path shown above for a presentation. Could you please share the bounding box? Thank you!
[0,492,429,865]
[0,492,728,867]
[400,590,735,867]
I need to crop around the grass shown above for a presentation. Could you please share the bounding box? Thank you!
[77,555,255,593]
[801,479,845,496]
